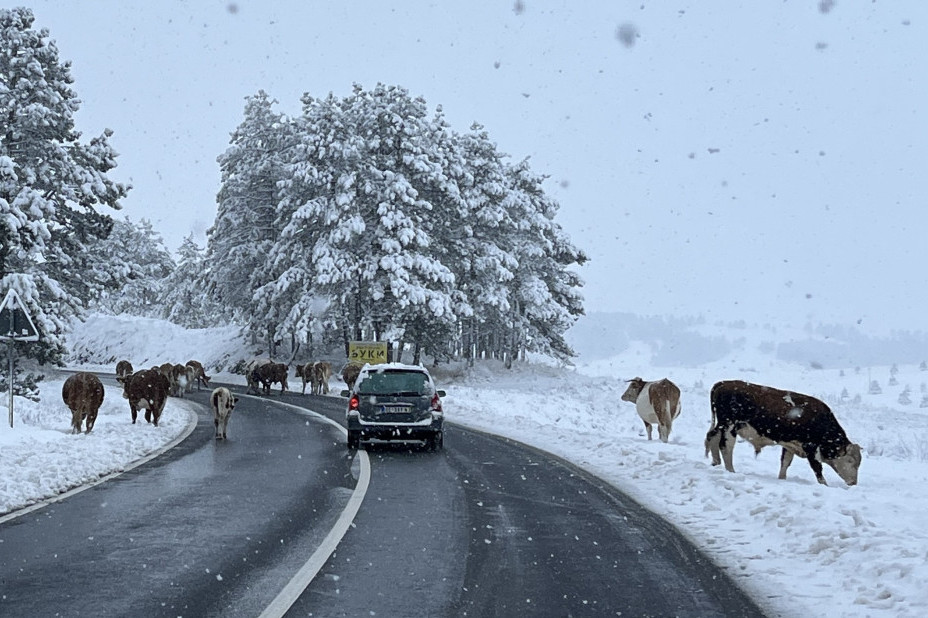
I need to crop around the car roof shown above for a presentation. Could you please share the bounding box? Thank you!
[358,362,432,375]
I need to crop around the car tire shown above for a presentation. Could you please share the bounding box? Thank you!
[347,431,360,450]
[428,431,443,451]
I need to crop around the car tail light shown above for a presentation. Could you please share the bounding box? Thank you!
[430,392,443,412]
[349,394,360,411]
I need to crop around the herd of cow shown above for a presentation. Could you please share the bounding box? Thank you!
[59,358,354,442]
[621,377,863,486]
[62,362,861,487]
[61,359,217,435]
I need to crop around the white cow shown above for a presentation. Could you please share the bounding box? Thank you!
[621,377,682,443]
[211,386,238,440]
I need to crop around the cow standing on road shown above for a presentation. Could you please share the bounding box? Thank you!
[705,380,862,486]
[185,360,211,391]
[211,387,238,440]
[122,369,170,426]
[256,362,289,395]
[342,363,362,390]
[621,377,682,443]
[311,361,332,395]
[295,362,313,395]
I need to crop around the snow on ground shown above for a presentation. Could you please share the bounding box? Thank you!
[3,312,928,617]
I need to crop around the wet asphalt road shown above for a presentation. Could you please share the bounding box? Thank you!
[0,382,769,617]
[0,386,351,617]
[292,425,768,618]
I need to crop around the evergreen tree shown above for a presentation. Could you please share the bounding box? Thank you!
[89,218,174,317]
[207,90,292,327]
[216,82,587,364]
[161,234,216,328]
[0,8,129,367]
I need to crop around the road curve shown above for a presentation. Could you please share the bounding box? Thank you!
[286,408,769,617]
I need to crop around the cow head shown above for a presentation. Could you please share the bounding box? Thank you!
[821,442,863,486]
[621,378,646,403]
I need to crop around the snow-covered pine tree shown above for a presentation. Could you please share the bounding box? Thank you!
[494,158,586,364]
[0,8,129,371]
[161,234,216,328]
[208,91,292,330]
[88,217,174,317]
[444,124,521,365]
[267,84,460,360]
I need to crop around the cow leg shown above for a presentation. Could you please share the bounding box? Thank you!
[656,401,672,443]
[658,423,671,443]
[131,405,138,424]
[214,417,221,439]
[806,450,828,485]
[778,448,795,479]
[720,427,737,472]
[705,427,722,465]
[642,420,653,440]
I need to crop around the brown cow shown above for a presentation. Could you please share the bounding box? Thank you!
[245,358,272,394]
[295,362,314,395]
[62,372,105,434]
[122,368,170,426]
[115,360,133,385]
[186,360,211,391]
[621,377,682,443]
[705,380,862,486]
[157,362,178,397]
[342,363,362,390]
[255,362,289,395]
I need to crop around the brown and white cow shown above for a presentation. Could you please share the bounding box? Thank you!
[171,364,189,397]
[115,360,134,385]
[705,380,862,486]
[184,363,197,394]
[62,372,105,434]
[312,361,332,395]
[211,386,238,440]
[122,368,170,426]
[621,377,682,443]
[186,360,211,391]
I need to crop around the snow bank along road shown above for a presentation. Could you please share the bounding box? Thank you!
[0,386,769,616]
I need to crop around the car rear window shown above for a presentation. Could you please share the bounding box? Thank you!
[358,370,430,396]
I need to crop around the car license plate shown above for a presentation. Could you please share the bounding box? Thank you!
[379,404,411,415]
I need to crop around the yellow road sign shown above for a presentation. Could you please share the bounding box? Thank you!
[348,341,387,365]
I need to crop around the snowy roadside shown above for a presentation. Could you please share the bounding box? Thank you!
[439,361,928,618]
[0,374,198,520]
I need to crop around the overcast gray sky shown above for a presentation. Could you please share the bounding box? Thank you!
[29,1,928,333]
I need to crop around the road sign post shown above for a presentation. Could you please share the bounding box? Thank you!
[0,288,40,428]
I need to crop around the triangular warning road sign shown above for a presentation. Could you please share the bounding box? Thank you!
[0,289,40,342]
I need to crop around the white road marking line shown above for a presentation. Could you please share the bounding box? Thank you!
[250,396,371,618]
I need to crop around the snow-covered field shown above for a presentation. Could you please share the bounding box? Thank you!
[3,312,928,617]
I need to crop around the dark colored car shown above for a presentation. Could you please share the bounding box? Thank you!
[342,363,446,450]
